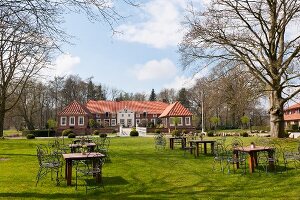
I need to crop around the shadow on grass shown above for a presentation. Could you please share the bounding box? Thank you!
[103,176,129,186]
[0,192,84,199]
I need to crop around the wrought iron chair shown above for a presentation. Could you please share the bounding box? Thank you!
[75,153,105,193]
[182,134,196,158]
[225,138,247,174]
[212,143,226,172]
[94,137,110,162]
[257,141,282,174]
[36,144,63,186]
[154,133,166,150]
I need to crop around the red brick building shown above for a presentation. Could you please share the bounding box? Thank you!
[57,100,194,134]
[284,103,300,128]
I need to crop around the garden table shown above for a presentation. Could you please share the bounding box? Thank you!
[62,152,105,186]
[189,140,216,157]
[69,142,96,153]
[169,137,186,149]
[234,146,275,173]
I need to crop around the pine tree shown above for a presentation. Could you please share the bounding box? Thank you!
[149,89,157,101]
[177,88,190,108]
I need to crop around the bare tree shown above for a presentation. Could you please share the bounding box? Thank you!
[180,0,300,137]
[0,0,137,137]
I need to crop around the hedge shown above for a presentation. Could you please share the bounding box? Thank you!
[22,130,56,137]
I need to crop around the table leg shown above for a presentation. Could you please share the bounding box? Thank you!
[189,141,193,154]
[268,150,275,170]
[66,160,72,186]
[211,142,215,154]
[170,139,174,149]
[248,152,255,173]
[204,143,207,154]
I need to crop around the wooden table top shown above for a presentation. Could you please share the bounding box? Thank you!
[190,140,216,143]
[235,146,274,152]
[62,152,104,160]
[69,143,96,147]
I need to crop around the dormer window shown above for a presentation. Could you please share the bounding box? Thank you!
[143,112,147,118]
[105,112,109,118]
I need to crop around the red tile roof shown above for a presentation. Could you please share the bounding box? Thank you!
[86,100,169,114]
[284,113,300,121]
[159,101,192,118]
[285,103,300,110]
[58,100,91,115]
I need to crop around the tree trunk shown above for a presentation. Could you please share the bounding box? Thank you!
[269,91,285,138]
[0,103,5,137]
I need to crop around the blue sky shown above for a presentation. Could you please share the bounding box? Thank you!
[50,0,209,95]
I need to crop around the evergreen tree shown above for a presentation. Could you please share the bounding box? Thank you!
[87,80,95,100]
[177,88,190,108]
[149,89,157,101]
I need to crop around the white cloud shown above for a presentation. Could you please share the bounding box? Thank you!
[133,59,178,80]
[163,72,205,90]
[52,53,80,76]
[117,0,188,48]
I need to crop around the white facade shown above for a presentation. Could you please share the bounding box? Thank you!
[117,108,135,127]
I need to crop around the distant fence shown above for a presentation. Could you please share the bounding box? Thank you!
[136,127,147,136]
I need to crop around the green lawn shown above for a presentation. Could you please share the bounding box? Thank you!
[0,136,299,199]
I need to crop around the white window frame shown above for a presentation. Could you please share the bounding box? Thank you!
[153,114,157,118]
[111,113,116,118]
[96,119,101,124]
[111,119,116,126]
[78,116,84,126]
[61,117,67,126]
[69,116,75,126]
[120,119,125,125]
[96,114,101,118]
[136,113,140,118]
[185,117,191,126]
[170,117,183,126]
[128,113,131,117]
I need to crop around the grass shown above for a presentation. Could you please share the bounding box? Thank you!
[0,136,299,199]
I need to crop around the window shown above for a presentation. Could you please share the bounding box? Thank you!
[185,117,191,126]
[104,119,110,126]
[170,117,182,126]
[153,114,157,118]
[127,119,132,126]
[151,118,156,124]
[96,114,101,118]
[143,112,147,118]
[111,119,116,126]
[69,116,75,126]
[120,119,125,125]
[128,114,131,117]
[121,114,124,117]
[105,112,109,118]
[111,113,116,118]
[136,113,140,118]
[78,116,84,126]
[136,119,140,125]
[96,119,101,126]
[61,117,67,126]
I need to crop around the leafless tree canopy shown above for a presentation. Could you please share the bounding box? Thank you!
[0,0,137,137]
[180,0,300,137]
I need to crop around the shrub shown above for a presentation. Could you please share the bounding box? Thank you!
[182,129,188,134]
[26,134,35,139]
[68,133,76,138]
[242,132,249,137]
[100,133,107,138]
[93,130,100,135]
[172,130,181,137]
[62,129,73,136]
[130,130,139,137]
[155,129,161,134]
[207,131,214,137]
[22,130,55,137]
[111,129,117,134]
